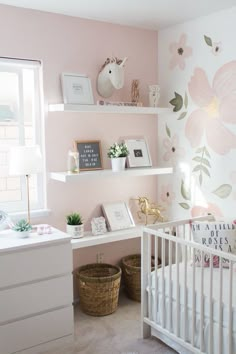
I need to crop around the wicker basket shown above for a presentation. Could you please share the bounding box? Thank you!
[76,263,121,316]
[121,254,160,302]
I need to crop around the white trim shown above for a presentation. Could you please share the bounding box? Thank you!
[9,209,51,221]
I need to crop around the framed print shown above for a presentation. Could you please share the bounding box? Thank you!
[102,202,135,231]
[124,138,152,168]
[61,73,94,105]
[74,140,103,171]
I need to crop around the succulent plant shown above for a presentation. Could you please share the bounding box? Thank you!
[66,212,83,225]
[12,219,32,232]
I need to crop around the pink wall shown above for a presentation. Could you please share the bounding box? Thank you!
[0,5,158,278]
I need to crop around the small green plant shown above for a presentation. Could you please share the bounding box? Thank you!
[12,219,32,232]
[66,212,83,225]
[107,142,129,158]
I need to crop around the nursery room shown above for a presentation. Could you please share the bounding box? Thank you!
[0,1,236,354]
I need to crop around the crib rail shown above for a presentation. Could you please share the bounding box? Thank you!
[141,215,236,354]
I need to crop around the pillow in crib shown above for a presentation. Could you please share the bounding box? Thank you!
[191,221,236,268]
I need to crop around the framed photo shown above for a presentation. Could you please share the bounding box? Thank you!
[102,202,135,231]
[61,73,94,105]
[124,138,152,168]
[74,140,103,171]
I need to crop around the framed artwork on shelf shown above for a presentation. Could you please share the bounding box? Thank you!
[102,202,135,231]
[61,73,94,105]
[123,138,152,168]
[74,140,103,171]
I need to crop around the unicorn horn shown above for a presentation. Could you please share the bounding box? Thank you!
[120,57,128,67]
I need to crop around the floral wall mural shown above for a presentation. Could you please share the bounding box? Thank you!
[157,7,236,220]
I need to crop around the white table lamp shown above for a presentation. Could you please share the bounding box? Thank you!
[9,145,43,224]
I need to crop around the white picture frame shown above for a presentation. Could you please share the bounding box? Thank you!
[102,202,135,231]
[124,138,152,168]
[61,73,94,105]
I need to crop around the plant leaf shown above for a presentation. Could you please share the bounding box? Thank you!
[181,179,191,200]
[192,165,210,177]
[204,147,211,158]
[169,92,183,112]
[179,202,190,210]
[192,156,211,167]
[166,124,171,138]
[178,111,187,120]
[195,147,204,154]
[204,35,212,47]
[184,92,188,108]
[212,184,232,199]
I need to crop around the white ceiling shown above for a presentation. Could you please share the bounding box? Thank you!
[0,0,235,29]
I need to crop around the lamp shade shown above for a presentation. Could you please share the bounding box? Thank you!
[9,145,43,176]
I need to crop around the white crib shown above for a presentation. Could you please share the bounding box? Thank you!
[141,215,236,354]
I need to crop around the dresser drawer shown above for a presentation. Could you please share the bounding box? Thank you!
[0,242,72,288]
[0,274,72,324]
[0,306,74,354]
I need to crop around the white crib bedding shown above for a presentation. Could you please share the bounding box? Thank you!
[147,263,236,353]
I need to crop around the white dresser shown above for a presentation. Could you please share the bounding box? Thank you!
[0,228,74,354]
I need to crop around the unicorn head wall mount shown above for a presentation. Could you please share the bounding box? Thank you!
[97,57,128,98]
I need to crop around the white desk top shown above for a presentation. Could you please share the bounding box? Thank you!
[0,228,71,253]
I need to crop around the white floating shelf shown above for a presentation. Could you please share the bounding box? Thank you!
[71,226,143,249]
[50,167,173,182]
[48,103,171,115]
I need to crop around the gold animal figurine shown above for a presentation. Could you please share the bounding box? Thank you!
[135,196,165,225]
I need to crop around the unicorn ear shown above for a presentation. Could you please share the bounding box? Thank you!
[120,57,128,67]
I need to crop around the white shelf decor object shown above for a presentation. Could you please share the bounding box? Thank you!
[50,167,173,183]
[48,103,171,115]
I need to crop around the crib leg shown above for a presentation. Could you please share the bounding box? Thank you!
[141,321,151,338]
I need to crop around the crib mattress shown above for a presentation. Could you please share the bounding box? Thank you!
[148,263,236,353]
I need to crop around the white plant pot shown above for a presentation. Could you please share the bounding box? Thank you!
[14,231,30,238]
[111,157,126,172]
[66,224,84,238]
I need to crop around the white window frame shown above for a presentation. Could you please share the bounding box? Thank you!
[0,57,47,218]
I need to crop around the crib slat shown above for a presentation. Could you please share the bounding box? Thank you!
[200,250,204,352]
[175,239,180,337]
[154,236,158,323]
[209,253,213,354]
[228,260,233,354]
[218,256,223,354]
[191,247,196,347]
[183,241,187,341]
[147,234,152,321]
[161,236,165,328]
[168,239,172,332]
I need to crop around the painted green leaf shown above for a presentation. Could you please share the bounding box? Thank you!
[204,147,211,158]
[166,124,171,138]
[181,179,191,200]
[212,184,232,199]
[192,165,210,177]
[178,111,187,120]
[192,156,211,167]
[184,92,188,108]
[179,202,190,210]
[169,92,183,112]
[204,35,212,47]
[195,147,204,154]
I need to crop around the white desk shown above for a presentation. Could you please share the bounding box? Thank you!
[0,229,73,354]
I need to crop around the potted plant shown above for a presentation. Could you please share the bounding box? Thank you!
[107,142,129,172]
[12,219,32,238]
[66,212,84,238]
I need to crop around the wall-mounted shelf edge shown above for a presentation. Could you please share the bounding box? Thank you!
[50,167,173,182]
[71,225,143,249]
[48,103,171,115]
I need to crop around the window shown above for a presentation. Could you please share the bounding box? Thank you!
[0,57,45,215]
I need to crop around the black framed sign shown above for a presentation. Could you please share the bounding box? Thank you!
[74,140,103,171]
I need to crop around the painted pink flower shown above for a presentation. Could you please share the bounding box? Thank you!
[163,134,185,166]
[212,42,222,55]
[191,203,223,218]
[161,184,176,204]
[169,34,192,70]
[185,61,236,155]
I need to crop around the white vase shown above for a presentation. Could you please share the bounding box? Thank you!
[111,157,126,172]
[66,224,84,238]
[148,85,160,107]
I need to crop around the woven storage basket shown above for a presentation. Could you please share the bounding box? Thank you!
[121,254,160,302]
[76,263,121,316]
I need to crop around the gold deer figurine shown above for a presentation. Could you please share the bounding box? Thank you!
[135,196,165,225]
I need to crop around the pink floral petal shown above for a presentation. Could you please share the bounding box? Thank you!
[206,118,236,155]
[172,134,179,146]
[179,58,186,70]
[219,94,236,124]
[169,42,179,53]
[163,138,171,149]
[185,109,206,148]
[179,33,187,47]
[183,46,192,58]
[188,68,214,107]
[213,61,236,100]
[163,151,171,161]
[191,203,223,218]
[175,146,185,158]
